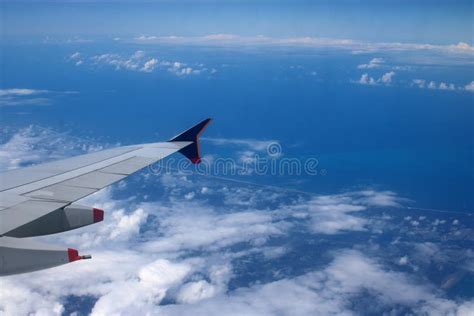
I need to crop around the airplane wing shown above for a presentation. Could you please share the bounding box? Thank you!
[0,118,212,276]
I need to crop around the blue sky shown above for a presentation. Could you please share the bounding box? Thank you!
[2,1,473,44]
[0,1,473,315]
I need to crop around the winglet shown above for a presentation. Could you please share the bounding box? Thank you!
[169,118,212,164]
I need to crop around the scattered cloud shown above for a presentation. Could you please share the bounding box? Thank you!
[355,74,474,93]
[158,250,473,316]
[135,35,159,41]
[411,79,474,92]
[357,57,385,69]
[142,58,158,72]
[68,51,84,66]
[90,50,148,72]
[202,137,282,173]
[165,61,202,76]
[464,81,474,92]
[356,71,395,86]
[412,79,427,89]
[0,88,78,107]
[65,37,94,44]
[438,82,456,91]
[0,88,52,107]
[0,88,49,97]
[358,73,377,85]
[203,137,278,152]
[43,36,94,44]
[289,190,403,235]
[380,71,395,84]
[0,126,104,171]
[70,50,213,77]
[398,255,409,265]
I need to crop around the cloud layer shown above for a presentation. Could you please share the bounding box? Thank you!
[0,127,472,315]
[131,34,474,57]
[0,89,51,107]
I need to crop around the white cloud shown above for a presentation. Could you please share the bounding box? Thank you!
[1,126,472,315]
[66,37,93,44]
[412,79,474,92]
[457,301,474,316]
[42,37,93,44]
[0,89,52,107]
[69,52,81,60]
[464,81,474,92]
[412,79,426,88]
[450,42,473,51]
[139,203,288,253]
[85,257,194,315]
[132,34,474,57]
[380,71,395,84]
[0,88,78,107]
[136,35,159,41]
[356,72,395,86]
[69,52,84,66]
[203,137,279,152]
[356,190,403,207]
[168,62,200,76]
[0,88,49,97]
[358,73,377,85]
[91,51,143,71]
[0,126,104,171]
[142,58,158,72]
[357,57,385,69]
[73,50,210,77]
[398,256,409,265]
[158,250,471,316]
[110,208,147,240]
[289,190,401,235]
[439,82,456,90]
[184,191,196,200]
[176,280,218,304]
[139,259,192,296]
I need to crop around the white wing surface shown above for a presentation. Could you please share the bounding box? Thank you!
[0,118,212,276]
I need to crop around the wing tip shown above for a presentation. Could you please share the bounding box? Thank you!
[169,118,213,143]
[170,118,213,164]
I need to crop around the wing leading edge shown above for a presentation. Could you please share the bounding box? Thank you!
[0,118,212,276]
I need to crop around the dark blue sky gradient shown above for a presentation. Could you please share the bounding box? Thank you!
[2,1,473,44]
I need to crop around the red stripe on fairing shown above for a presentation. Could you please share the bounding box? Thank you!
[68,248,82,262]
[93,208,104,223]
[192,119,212,164]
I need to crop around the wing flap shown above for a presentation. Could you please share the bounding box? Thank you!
[24,184,97,202]
[60,171,125,190]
